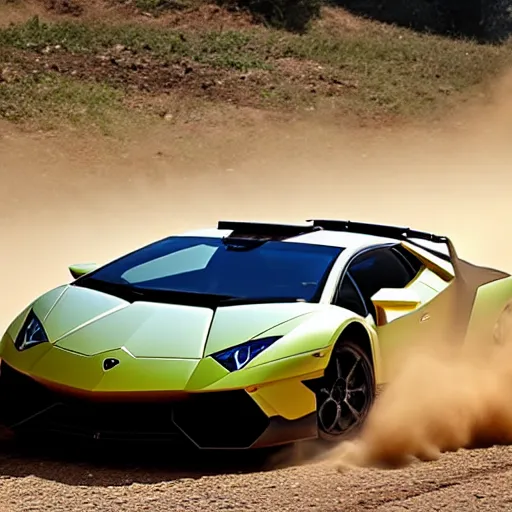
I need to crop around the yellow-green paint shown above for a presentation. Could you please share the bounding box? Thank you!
[204,302,324,356]
[0,332,53,371]
[69,263,98,279]
[202,350,327,391]
[249,377,317,420]
[55,300,215,359]
[44,286,126,342]
[185,357,229,390]
[465,276,512,348]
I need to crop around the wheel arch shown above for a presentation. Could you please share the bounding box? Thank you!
[313,319,379,441]
[334,320,383,384]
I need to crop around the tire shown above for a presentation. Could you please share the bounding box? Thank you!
[316,340,375,442]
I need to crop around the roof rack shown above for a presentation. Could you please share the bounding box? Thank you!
[308,219,448,244]
[217,220,320,241]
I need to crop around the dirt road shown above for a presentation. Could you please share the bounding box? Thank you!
[2,86,512,510]
[1,438,512,512]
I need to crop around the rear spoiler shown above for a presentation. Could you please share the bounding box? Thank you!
[308,219,447,244]
[219,219,448,244]
[308,219,454,263]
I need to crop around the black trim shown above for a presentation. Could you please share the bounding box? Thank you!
[218,221,321,241]
[405,239,452,263]
[219,218,449,247]
[76,278,234,309]
[309,219,453,263]
[309,219,448,244]
[251,413,318,449]
[0,364,315,449]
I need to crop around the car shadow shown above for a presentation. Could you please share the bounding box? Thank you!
[0,433,323,487]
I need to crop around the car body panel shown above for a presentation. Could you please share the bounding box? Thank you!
[370,241,461,382]
[0,331,53,372]
[202,303,324,356]
[54,299,215,359]
[0,330,332,395]
[464,275,512,349]
[45,285,127,342]
[373,282,458,382]
[32,285,69,324]
[248,376,318,420]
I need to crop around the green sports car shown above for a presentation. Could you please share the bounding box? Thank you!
[1,219,511,449]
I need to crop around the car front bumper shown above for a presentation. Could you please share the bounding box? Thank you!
[0,361,318,449]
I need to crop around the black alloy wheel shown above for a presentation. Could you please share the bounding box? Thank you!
[317,340,375,441]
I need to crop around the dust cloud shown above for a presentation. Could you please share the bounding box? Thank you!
[331,334,512,470]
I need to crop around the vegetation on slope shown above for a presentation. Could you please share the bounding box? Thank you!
[0,0,511,131]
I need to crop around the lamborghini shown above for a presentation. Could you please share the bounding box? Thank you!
[1,219,511,449]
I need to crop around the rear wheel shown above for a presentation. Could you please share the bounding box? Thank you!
[316,340,375,442]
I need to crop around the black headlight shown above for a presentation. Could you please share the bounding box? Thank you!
[14,310,49,351]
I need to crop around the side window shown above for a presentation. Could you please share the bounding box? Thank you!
[391,244,423,276]
[348,247,417,319]
[334,274,367,317]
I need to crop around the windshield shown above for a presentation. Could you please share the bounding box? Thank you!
[76,236,343,305]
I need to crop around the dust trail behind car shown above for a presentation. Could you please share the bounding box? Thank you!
[326,71,512,470]
[330,321,512,470]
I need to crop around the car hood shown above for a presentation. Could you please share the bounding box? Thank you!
[21,285,324,359]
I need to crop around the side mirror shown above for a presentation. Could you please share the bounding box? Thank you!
[371,288,421,326]
[69,263,98,280]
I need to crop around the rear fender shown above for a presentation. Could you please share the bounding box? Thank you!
[464,275,512,349]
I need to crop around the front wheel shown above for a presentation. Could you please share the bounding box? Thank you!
[316,340,375,442]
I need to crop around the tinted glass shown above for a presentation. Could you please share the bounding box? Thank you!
[77,236,343,303]
[335,275,367,317]
[391,245,423,275]
[349,247,416,316]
